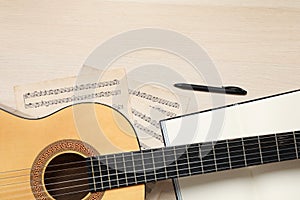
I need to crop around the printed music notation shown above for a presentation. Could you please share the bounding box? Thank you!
[14,66,190,150]
[14,67,128,116]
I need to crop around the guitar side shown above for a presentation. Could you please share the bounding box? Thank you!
[0,103,145,200]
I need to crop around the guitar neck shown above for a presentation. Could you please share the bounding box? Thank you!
[87,130,300,192]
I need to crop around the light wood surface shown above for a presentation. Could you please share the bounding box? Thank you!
[0,0,299,109]
[0,1,299,199]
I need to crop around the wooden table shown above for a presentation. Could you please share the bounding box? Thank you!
[0,1,299,199]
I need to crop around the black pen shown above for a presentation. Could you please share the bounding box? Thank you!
[174,83,247,95]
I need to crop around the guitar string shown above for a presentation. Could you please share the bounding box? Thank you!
[1,151,297,196]
[0,131,297,176]
[2,152,298,200]
[1,151,298,200]
[0,135,297,184]
[0,133,298,198]
[0,144,297,199]
[2,156,298,200]
[3,145,298,188]
[1,147,297,190]
[1,186,92,200]
[2,141,295,194]
[0,135,296,183]
[1,143,297,188]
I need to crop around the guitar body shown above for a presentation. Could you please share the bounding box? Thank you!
[0,103,145,200]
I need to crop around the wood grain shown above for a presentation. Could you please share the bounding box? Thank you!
[0,1,299,199]
[0,0,299,108]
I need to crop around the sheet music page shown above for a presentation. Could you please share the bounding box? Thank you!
[14,67,129,117]
[127,81,190,149]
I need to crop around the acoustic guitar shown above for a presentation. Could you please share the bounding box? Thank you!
[0,102,299,200]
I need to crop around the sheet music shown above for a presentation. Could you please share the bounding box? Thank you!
[14,66,129,117]
[127,81,190,149]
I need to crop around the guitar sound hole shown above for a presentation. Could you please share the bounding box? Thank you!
[44,153,90,200]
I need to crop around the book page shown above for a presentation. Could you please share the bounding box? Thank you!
[161,90,300,200]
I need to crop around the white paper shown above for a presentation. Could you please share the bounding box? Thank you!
[161,90,300,200]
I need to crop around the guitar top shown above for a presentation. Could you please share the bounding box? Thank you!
[0,103,145,200]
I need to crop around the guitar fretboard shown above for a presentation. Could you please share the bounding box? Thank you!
[86,130,300,192]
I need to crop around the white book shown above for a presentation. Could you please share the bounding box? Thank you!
[160,90,300,200]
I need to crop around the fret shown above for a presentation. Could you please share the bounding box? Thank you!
[142,149,156,182]
[185,145,192,175]
[259,134,279,164]
[164,147,177,178]
[92,157,102,191]
[122,153,129,186]
[124,152,136,184]
[200,142,217,173]
[172,146,180,178]
[214,140,231,171]
[162,148,168,178]
[198,144,204,173]
[293,131,299,159]
[115,153,127,186]
[243,136,261,166]
[99,156,109,189]
[175,145,189,177]
[151,149,157,181]
[293,131,300,158]
[274,134,280,161]
[241,138,247,166]
[258,136,263,164]
[132,151,145,183]
[105,156,112,189]
[228,138,246,169]
[276,132,297,161]
[106,154,118,188]
[113,155,120,187]
[153,148,167,181]
[211,142,218,171]
[226,140,232,169]
[87,157,96,191]
[187,143,202,175]
[113,155,119,187]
